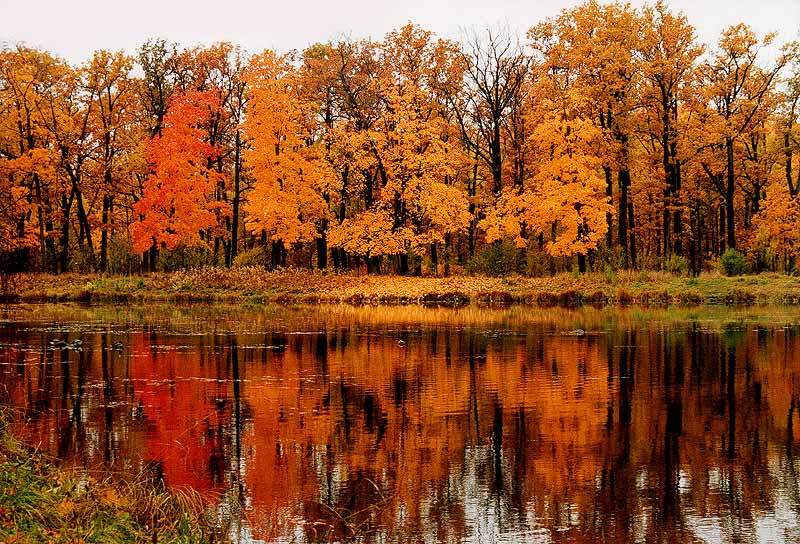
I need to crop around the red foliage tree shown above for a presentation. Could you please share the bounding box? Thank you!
[131,91,229,255]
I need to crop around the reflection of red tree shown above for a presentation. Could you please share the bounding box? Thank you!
[128,334,229,492]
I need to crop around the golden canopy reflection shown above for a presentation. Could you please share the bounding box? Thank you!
[2,304,800,543]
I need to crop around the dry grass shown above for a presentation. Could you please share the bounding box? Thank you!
[6,267,800,307]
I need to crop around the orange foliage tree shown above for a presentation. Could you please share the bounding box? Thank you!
[637,1,704,262]
[0,47,59,261]
[529,1,641,266]
[696,25,791,251]
[242,50,334,268]
[327,25,471,274]
[84,50,137,272]
[482,108,611,271]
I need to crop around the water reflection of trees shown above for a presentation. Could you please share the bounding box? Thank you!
[1,306,800,542]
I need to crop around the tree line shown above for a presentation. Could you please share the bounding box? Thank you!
[2,0,799,276]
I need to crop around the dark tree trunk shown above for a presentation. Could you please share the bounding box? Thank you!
[577,253,586,274]
[662,97,672,260]
[45,219,56,273]
[100,194,111,272]
[662,205,671,262]
[398,251,409,275]
[367,255,381,274]
[627,202,636,270]
[231,130,242,264]
[73,185,95,270]
[491,125,502,194]
[444,233,451,276]
[271,240,285,269]
[604,166,613,249]
[316,224,328,270]
[690,206,699,276]
[786,131,798,197]
[149,243,158,273]
[725,137,736,249]
[618,168,630,268]
[59,192,74,274]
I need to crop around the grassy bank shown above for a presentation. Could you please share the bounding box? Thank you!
[0,411,223,543]
[3,268,800,306]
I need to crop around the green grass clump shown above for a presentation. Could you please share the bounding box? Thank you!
[725,288,756,305]
[0,410,224,543]
[675,289,705,306]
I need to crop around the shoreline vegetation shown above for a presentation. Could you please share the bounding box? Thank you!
[0,411,223,543]
[3,268,800,307]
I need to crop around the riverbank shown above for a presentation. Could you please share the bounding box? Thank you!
[4,268,800,306]
[0,411,222,543]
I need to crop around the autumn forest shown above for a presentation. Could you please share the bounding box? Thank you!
[2,0,800,276]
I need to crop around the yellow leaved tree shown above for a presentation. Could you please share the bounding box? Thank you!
[243,50,334,268]
[482,105,611,272]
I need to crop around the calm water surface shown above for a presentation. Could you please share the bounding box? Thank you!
[1,304,800,543]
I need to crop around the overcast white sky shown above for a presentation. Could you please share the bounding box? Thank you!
[1,0,798,63]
